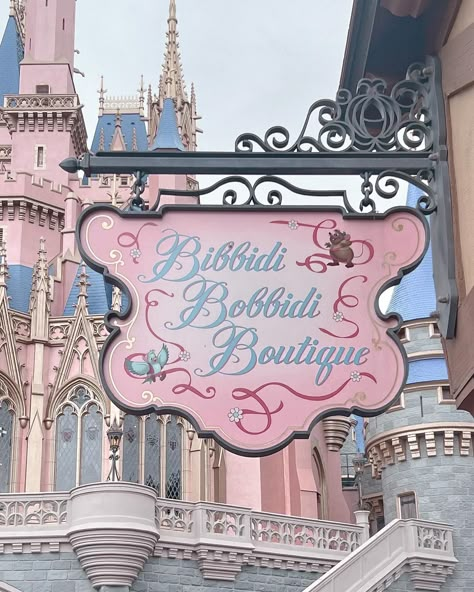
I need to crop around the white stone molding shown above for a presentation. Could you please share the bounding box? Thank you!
[366,423,474,478]
[302,519,456,592]
[322,416,353,451]
[67,483,159,589]
[0,582,23,592]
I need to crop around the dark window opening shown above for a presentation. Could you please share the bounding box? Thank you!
[399,492,417,519]
[441,386,455,401]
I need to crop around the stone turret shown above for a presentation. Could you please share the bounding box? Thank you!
[363,184,474,591]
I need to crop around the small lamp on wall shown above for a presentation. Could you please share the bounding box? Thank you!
[106,419,123,482]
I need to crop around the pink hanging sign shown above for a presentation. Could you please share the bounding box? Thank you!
[78,206,427,455]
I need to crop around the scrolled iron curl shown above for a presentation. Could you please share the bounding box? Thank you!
[374,170,436,214]
[235,64,433,154]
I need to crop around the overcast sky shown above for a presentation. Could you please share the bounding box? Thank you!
[71,0,354,150]
[0,0,401,305]
[1,0,354,150]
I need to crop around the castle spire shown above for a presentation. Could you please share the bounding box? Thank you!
[98,75,107,116]
[138,75,145,117]
[76,265,90,314]
[110,109,127,151]
[160,0,187,106]
[30,237,51,341]
[0,241,9,292]
[149,0,201,151]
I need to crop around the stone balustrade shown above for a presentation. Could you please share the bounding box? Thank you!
[0,486,457,591]
[0,484,365,583]
[3,95,80,110]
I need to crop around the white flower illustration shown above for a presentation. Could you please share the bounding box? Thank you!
[228,407,243,423]
[179,350,191,362]
[351,371,361,382]
[288,219,299,230]
[333,311,344,322]
[130,248,141,259]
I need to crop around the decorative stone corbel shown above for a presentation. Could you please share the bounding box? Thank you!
[408,559,455,591]
[192,502,254,581]
[323,416,353,451]
[67,483,159,590]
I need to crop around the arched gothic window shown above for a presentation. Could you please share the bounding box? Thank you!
[0,398,14,493]
[54,385,104,490]
[122,413,183,499]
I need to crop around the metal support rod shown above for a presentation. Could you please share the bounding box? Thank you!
[61,151,434,178]
[107,445,120,482]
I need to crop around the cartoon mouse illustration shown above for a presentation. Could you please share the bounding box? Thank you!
[325,229,355,268]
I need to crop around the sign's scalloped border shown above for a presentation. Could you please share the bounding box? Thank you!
[76,203,429,457]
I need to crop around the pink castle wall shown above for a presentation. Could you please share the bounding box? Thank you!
[0,0,356,526]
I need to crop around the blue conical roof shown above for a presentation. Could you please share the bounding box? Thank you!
[91,113,148,152]
[150,98,184,151]
[0,15,23,105]
[388,184,436,321]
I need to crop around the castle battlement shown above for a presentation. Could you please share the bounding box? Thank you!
[0,170,71,207]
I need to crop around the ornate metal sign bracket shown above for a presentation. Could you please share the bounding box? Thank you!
[62,56,456,338]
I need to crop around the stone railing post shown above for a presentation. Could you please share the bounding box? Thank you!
[193,502,254,580]
[67,483,159,591]
[354,510,370,543]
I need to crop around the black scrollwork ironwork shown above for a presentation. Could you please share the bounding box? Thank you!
[236,63,432,154]
[152,176,353,211]
[61,57,457,338]
[129,171,148,212]
[357,169,435,214]
[375,170,436,213]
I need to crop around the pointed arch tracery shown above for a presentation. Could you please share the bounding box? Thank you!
[0,372,26,419]
[0,379,15,493]
[52,382,107,491]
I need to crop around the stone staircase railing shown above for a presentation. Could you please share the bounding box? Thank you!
[302,519,457,592]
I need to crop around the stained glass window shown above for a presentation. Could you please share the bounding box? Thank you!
[122,414,140,483]
[144,413,161,494]
[80,403,103,485]
[55,405,78,491]
[0,401,13,492]
[166,416,182,499]
[54,386,105,491]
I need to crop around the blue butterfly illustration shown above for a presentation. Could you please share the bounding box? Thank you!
[125,345,169,384]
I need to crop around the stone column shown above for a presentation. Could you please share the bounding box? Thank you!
[354,510,370,543]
